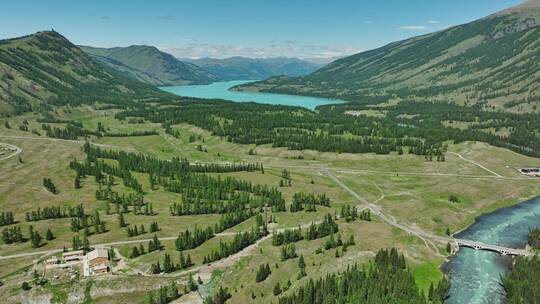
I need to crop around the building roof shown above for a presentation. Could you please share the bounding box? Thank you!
[93,264,109,271]
[63,250,84,256]
[46,256,59,263]
[86,248,108,261]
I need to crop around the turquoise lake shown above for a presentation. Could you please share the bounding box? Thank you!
[160,80,344,110]
[444,195,540,304]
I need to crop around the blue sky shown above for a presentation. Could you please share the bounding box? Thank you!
[0,0,524,61]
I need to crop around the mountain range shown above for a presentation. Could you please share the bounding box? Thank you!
[80,45,218,86]
[234,0,540,113]
[81,46,322,86]
[1,1,539,116]
[0,31,164,115]
[183,56,321,81]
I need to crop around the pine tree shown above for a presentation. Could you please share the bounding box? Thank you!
[139,243,145,255]
[82,236,90,252]
[169,280,179,300]
[74,175,81,189]
[29,226,42,248]
[298,255,306,279]
[45,229,54,241]
[163,253,175,273]
[118,212,126,228]
[99,221,106,234]
[187,274,197,291]
[131,246,140,258]
[273,282,282,296]
[72,235,81,250]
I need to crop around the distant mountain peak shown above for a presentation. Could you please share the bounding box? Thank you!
[80,45,217,86]
[233,4,540,113]
[497,0,540,15]
[184,56,322,81]
[0,31,161,115]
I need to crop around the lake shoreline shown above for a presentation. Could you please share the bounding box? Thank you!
[160,80,345,110]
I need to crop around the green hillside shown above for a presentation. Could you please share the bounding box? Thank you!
[81,45,217,86]
[185,56,321,81]
[0,31,164,115]
[234,2,540,113]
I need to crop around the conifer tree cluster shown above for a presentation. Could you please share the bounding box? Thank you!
[359,209,371,221]
[129,243,147,258]
[28,226,43,248]
[0,212,15,226]
[203,227,267,264]
[69,208,106,235]
[73,144,287,214]
[1,226,24,244]
[502,255,540,303]
[143,281,181,304]
[150,252,194,274]
[175,226,214,251]
[204,287,231,304]
[148,234,162,252]
[306,214,339,240]
[289,192,330,213]
[42,123,98,140]
[71,234,90,252]
[272,228,303,246]
[280,248,450,304]
[528,228,540,250]
[26,204,84,222]
[340,205,358,222]
[255,263,272,282]
[280,244,298,261]
[127,224,147,237]
[43,178,58,194]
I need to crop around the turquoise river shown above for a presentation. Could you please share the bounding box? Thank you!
[444,195,540,304]
[161,80,540,304]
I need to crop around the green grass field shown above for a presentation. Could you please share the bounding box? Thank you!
[0,108,539,303]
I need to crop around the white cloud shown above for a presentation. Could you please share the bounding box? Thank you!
[397,25,428,31]
[364,20,374,24]
[427,20,440,24]
[160,40,362,60]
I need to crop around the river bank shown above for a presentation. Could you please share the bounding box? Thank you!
[443,195,540,304]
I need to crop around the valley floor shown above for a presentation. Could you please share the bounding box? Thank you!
[0,107,539,303]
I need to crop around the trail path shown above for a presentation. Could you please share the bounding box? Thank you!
[447,151,502,177]
[0,142,22,161]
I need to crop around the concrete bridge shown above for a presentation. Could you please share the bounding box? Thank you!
[453,239,531,256]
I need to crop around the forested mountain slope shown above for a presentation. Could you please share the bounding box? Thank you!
[80,45,217,86]
[0,31,164,116]
[184,56,321,81]
[234,1,540,113]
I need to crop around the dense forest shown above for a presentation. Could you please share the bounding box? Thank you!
[528,228,540,250]
[113,98,539,158]
[502,255,540,303]
[278,248,449,304]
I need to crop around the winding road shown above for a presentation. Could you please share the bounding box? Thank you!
[323,169,532,256]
